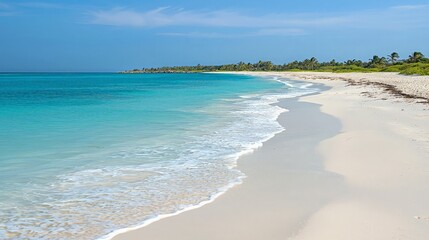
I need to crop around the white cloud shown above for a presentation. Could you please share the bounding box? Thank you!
[18,2,65,9]
[160,28,307,38]
[88,4,429,31]
[0,1,66,16]
[0,2,16,16]
[390,4,429,10]
[88,7,350,28]
[160,32,233,38]
[0,3,9,9]
[255,28,306,36]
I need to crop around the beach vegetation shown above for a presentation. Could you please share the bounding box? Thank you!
[122,51,429,75]
[388,52,400,64]
[368,55,388,68]
[407,52,425,63]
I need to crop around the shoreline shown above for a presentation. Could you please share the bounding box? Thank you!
[99,75,320,240]
[112,78,344,240]
[112,72,429,240]
[98,177,243,240]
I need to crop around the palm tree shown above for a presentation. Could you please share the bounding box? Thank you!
[408,52,424,63]
[237,61,247,71]
[309,57,318,70]
[265,61,273,71]
[369,55,380,67]
[387,52,399,64]
[370,55,380,63]
[368,55,387,67]
[345,59,363,66]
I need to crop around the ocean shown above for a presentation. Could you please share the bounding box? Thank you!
[0,73,317,239]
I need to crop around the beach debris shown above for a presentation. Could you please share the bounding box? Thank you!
[414,215,429,220]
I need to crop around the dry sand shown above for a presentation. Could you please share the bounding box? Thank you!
[282,71,429,101]
[113,72,429,240]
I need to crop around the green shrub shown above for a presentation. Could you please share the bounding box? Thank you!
[312,63,429,75]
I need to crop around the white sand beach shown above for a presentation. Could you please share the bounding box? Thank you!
[113,72,429,240]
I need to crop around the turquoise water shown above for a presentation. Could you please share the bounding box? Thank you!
[0,73,316,239]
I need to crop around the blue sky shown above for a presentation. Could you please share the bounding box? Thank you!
[1,0,429,72]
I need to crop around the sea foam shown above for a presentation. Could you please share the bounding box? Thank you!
[0,74,318,240]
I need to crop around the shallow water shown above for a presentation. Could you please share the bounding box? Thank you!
[0,73,317,239]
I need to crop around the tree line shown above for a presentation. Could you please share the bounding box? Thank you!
[122,51,428,74]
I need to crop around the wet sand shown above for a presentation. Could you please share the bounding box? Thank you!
[113,72,429,240]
